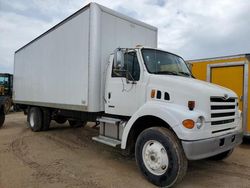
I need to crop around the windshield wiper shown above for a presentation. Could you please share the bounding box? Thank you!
[178,71,195,78]
[177,71,191,77]
[154,71,179,75]
[154,71,194,78]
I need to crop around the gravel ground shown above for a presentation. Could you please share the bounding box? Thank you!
[0,112,250,188]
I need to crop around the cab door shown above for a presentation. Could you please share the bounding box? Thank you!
[105,51,142,116]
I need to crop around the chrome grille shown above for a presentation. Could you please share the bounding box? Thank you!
[210,97,237,126]
[210,97,235,103]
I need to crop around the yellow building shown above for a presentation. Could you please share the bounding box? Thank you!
[189,54,249,136]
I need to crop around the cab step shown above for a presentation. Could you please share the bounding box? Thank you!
[92,135,121,147]
[97,117,121,124]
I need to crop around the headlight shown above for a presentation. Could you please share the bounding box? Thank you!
[196,116,204,129]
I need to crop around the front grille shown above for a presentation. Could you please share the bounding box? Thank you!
[211,112,235,118]
[211,105,235,110]
[210,96,237,128]
[211,119,235,125]
[210,98,235,103]
[212,127,236,134]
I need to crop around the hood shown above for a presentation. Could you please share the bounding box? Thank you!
[148,75,237,97]
[147,75,237,119]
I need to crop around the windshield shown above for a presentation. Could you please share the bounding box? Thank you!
[141,49,192,77]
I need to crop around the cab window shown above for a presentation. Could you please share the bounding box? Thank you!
[112,52,140,81]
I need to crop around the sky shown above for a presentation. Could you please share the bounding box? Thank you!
[0,0,250,73]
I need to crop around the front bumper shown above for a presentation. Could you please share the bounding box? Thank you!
[182,131,243,160]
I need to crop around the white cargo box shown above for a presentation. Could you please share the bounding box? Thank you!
[14,3,157,112]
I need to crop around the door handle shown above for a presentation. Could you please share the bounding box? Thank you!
[108,92,111,99]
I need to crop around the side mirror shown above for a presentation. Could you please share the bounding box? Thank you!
[114,48,124,70]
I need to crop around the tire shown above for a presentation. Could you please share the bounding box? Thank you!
[68,120,87,128]
[42,108,51,131]
[0,114,5,128]
[55,117,67,124]
[209,149,233,161]
[27,107,43,132]
[135,127,188,187]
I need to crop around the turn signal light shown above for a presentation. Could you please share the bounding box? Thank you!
[182,119,195,129]
[151,89,156,98]
[188,101,195,111]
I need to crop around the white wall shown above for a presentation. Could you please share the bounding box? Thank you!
[14,9,90,109]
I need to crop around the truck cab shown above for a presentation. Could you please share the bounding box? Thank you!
[105,47,193,116]
[105,47,242,142]
[95,46,243,186]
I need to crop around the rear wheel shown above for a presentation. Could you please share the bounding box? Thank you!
[42,108,51,131]
[209,149,233,160]
[135,127,187,187]
[68,120,87,128]
[27,107,43,132]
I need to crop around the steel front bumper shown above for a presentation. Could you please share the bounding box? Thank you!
[182,131,243,160]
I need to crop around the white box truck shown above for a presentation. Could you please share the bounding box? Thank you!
[12,3,243,187]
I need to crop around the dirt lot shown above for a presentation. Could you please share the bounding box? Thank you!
[0,113,250,188]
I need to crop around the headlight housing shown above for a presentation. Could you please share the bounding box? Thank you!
[196,116,204,129]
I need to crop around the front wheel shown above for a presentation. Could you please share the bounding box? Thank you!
[135,127,187,187]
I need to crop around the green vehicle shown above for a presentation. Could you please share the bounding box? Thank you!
[0,73,13,128]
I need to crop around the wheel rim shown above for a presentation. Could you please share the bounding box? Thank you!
[29,112,35,128]
[142,140,169,176]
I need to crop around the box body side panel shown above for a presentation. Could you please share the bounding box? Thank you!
[14,9,90,110]
[13,3,158,113]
